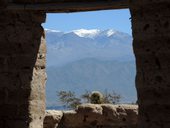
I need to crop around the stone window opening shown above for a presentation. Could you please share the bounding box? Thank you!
[42,9,139,128]
[1,1,169,128]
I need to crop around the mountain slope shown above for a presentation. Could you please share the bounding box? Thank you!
[46,29,134,67]
[46,58,136,106]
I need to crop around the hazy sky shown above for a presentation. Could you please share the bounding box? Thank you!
[43,9,132,35]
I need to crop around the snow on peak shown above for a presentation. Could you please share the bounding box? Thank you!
[106,29,116,37]
[45,29,61,33]
[73,29,100,38]
[73,29,117,38]
[45,28,121,38]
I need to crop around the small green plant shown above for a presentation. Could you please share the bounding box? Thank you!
[57,90,122,109]
[103,90,121,104]
[90,91,104,104]
[81,90,91,103]
[57,91,81,109]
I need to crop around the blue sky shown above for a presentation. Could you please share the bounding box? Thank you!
[43,9,132,35]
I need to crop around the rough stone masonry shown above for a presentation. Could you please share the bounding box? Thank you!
[0,11,46,128]
[44,104,138,128]
[130,0,170,128]
[0,0,170,128]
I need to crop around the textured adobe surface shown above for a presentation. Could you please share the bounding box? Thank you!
[0,0,170,128]
[44,104,138,128]
[130,0,170,128]
[44,110,63,128]
[0,11,46,128]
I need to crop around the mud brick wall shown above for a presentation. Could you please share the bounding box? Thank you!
[130,0,170,128]
[0,11,46,128]
[44,104,138,128]
[0,0,170,128]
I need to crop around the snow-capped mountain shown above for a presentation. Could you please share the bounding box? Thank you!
[46,29,134,67]
[45,29,136,107]
[73,29,101,38]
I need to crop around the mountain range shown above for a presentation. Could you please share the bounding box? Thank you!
[45,29,137,107]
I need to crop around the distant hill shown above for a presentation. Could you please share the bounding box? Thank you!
[45,29,137,107]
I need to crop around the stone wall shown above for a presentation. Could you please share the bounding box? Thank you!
[0,11,46,128]
[0,1,170,128]
[44,104,138,128]
[130,0,170,128]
